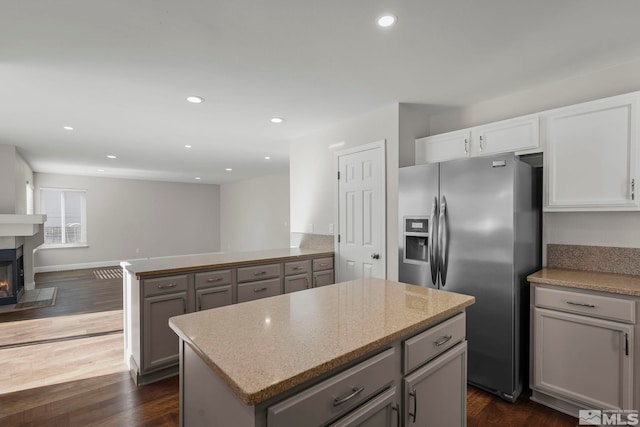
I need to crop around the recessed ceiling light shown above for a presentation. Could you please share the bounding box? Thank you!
[377,14,397,27]
[225,168,233,172]
[63,126,74,131]
[97,169,105,172]
[185,144,192,148]
[195,177,201,180]
[264,156,271,160]
[270,117,284,124]
[107,155,117,159]
[186,96,204,104]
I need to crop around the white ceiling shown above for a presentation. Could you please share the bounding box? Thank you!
[2,0,640,184]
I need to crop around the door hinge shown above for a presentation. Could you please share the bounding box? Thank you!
[337,171,340,180]
[338,234,341,243]
[631,179,635,201]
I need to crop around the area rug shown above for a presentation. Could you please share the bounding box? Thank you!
[14,287,57,310]
[93,268,123,280]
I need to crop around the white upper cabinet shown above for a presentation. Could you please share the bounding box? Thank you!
[415,115,539,165]
[545,93,639,211]
[415,129,471,164]
[471,115,539,157]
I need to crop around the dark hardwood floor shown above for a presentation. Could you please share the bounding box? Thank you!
[0,268,579,426]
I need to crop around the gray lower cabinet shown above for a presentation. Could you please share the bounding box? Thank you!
[530,283,637,415]
[328,387,400,427]
[284,273,311,293]
[403,342,467,427]
[195,269,236,311]
[197,285,234,311]
[143,291,188,372]
[314,270,334,287]
[533,307,633,410]
[238,278,282,303]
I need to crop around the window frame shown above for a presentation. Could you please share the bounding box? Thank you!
[40,188,88,249]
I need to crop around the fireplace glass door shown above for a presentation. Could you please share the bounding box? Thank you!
[0,263,12,298]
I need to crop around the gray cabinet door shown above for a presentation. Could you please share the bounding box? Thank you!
[143,291,187,372]
[284,273,311,294]
[329,387,399,427]
[403,342,467,427]
[314,270,334,287]
[533,307,633,410]
[197,285,233,311]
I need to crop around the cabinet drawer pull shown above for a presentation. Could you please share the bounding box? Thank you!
[157,283,177,289]
[254,271,267,276]
[207,277,223,282]
[434,334,453,347]
[566,301,596,308]
[409,390,417,423]
[293,266,303,270]
[254,287,268,293]
[464,138,469,154]
[332,386,364,407]
[319,263,328,267]
[479,135,484,151]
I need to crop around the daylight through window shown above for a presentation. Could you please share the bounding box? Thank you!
[41,189,87,246]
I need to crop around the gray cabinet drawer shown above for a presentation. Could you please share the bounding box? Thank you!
[313,257,334,271]
[197,285,234,311]
[328,386,398,427]
[267,347,396,427]
[534,285,635,323]
[284,273,311,294]
[314,269,334,287]
[403,313,466,374]
[142,275,189,297]
[194,269,232,289]
[238,278,281,303]
[238,263,281,283]
[284,260,310,276]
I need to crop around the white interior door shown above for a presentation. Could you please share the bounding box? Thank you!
[336,141,386,282]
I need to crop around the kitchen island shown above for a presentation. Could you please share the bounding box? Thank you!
[169,277,475,427]
[122,248,334,385]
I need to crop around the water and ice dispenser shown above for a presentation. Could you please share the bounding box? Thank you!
[403,217,429,264]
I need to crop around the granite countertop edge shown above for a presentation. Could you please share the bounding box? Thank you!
[527,268,640,297]
[169,286,475,406]
[121,248,334,278]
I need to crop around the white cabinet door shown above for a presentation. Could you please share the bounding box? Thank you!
[415,129,471,164]
[471,115,539,156]
[545,93,639,211]
[533,307,633,410]
[403,341,467,427]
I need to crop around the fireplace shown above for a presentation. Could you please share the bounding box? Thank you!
[0,246,24,305]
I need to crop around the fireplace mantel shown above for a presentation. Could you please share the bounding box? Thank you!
[0,214,46,237]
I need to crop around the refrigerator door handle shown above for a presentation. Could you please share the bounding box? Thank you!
[438,196,449,286]
[428,197,439,285]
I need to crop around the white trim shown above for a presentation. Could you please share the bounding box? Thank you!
[334,139,387,280]
[34,258,146,273]
[39,243,89,250]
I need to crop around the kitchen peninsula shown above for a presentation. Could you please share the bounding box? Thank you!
[122,248,334,385]
[169,278,475,426]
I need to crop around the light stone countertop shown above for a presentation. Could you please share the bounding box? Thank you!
[122,248,334,277]
[169,277,475,405]
[528,268,640,297]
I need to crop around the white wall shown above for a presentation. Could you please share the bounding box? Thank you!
[0,145,17,214]
[290,104,405,280]
[399,103,432,168]
[14,150,33,215]
[34,173,221,270]
[220,173,290,252]
[427,60,640,260]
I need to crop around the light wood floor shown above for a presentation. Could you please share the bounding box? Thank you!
[0,268,579,426]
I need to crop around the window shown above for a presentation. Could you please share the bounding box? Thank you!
[40,189,87,247]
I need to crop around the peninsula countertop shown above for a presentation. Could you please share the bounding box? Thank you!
[169,277,475,405]
[121,248,334,278]
[528,268,640,297]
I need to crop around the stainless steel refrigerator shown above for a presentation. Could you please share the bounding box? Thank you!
[398,153,541,402]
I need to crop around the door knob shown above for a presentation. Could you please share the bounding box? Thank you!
[371,253,380,260]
